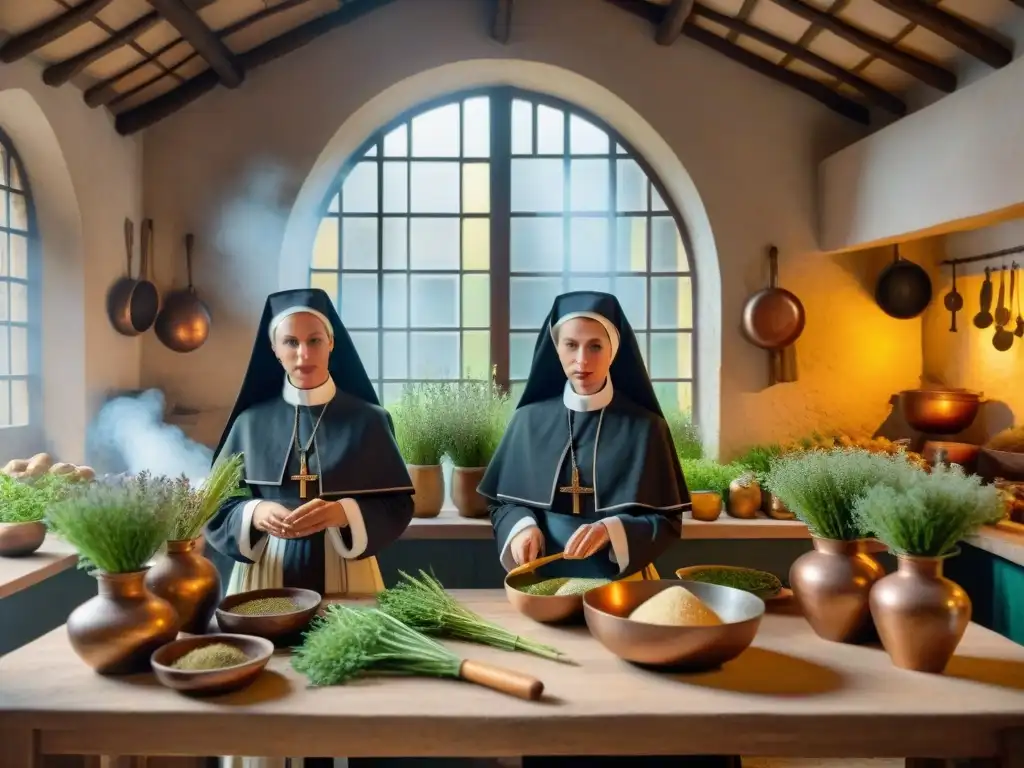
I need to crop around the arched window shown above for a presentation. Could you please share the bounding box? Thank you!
[310,88,694,416]
[0,130,39,433]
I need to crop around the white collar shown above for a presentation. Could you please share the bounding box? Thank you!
[283,374,337,406]
[563,377,613,413]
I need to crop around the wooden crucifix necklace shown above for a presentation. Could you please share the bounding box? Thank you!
[292,402,329,500]
[559,410,594,515]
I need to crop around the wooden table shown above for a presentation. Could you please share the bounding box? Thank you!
[0,534,78,599]
[1,591,1022,766]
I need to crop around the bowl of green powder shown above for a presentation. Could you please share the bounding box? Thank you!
[151,634,273,695]
[505,573,611,624]
[216,587,323,643]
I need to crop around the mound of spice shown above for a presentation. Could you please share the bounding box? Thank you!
[517,577,609,596]
[171,643,250,671]
[229,596,302,616]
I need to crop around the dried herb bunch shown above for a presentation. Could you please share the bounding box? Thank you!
[854,464,1005,558]
[168,453,246,541]
[390,382,448,466]
[46,472,176,574]
[0,473,77,524]
[438,379,511,468]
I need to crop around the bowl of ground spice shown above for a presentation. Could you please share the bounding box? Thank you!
[216,587,322,644]
[151,634,273,695]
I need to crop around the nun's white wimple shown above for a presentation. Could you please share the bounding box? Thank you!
[269,306,334,342]
[550,311,620,360]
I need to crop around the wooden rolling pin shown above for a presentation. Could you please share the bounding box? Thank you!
[459,659,545,701]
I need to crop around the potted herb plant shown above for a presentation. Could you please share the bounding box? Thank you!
[144,453,245,634]
[46,474,179,675]
[734,443,792,519]
[854,465,1003,673]
[680,459,743,522]
[391,383,447,518]
[440,380,510,518]
[764,448,918,644]
[0,473,77,556]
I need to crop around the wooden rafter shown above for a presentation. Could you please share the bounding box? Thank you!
[693,5,905,115]
[43,12,161,87]
[655,0,695,46]
[491,0,513,43]
[145,0,244,87]
[769,0,956,93]
[0,0,114,63]
[872,0,1012,69]
[115,0,400,135]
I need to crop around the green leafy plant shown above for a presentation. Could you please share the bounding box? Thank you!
[681,458,744,497]
[764,448,920,541]
[854,464,1005,557]
[390,382,448,466]
[438,379,511,468]
[0,473,77,524]
[733,443,784,483]
[46,472,176,574]
[665,409,704,460]
[169,453,247,541]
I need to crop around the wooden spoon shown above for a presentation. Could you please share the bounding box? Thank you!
[974,267,993,329]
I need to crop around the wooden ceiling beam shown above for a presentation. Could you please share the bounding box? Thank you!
[145,0,244,87]
[770,0,956,92]
[656,0,695,45]
[115,0,399,135]
[693,5,905,115]
[42,12,161,87]
[491,0,513,43]
[0,0,114,63]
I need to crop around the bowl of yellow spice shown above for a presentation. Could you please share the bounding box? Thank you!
[216,587,323,644]
[151,634,273,695]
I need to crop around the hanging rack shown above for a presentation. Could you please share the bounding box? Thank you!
[940,243,1024,267]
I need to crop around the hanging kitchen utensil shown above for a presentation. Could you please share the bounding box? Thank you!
[1014,262,1024,338]
[995,264,1012,327]
[973,267,993,329]
[106,218,159,336]
[740,245,806,386]
[154,233,212,353]
[943,261,963,332]
[874,245,932,319]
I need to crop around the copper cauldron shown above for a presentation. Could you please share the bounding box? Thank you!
[899,389,981,435]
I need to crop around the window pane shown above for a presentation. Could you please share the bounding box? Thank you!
[652,185,668,212]
[569,218,609,272]
[411,104,460,157]
[411,163,459,213]
[510,218,562,272]
[341,218,377,270]
[410,218,459,270]
[615,275,648,330]
[511,99,533,155]
[614,216,647,272]
[635,332,648,369]
[0,380,7,425]
[340,274,378,329]
[382,330,408,378]
[462,219,489,271]
[0,282,6,320]
[384,124,408,157]
[382,382,405,405]
[364,145,378,157]
[511,159,563,213]
[509,380,527,405]
[0,191,6,227]
[654,381,693,415]
[383,162,408,213]
[410,332,459,378]
[411,274,459,327]
[570,159,609,212]
[10,325,27,376]
[10,235,26,279]
[0,145,6,185]
[616,143,628,156]
[383,218,407,269]
[12,378,28,426]
[650,332,692,378]
[462,163,489,214]
[309,272,337,306]
[0,326,7,374]
[616,159,646,212]
[651,276,693,329]
[311,218,338,269]
[10,192,28,231]
[510,276,561,329]
[570,114,609,155]
[328,193,339,213]
[463,97,490,158]
[537,106,564,155]
[462,330,490,379]
[509,331,535,380]
[0,236,7,276]
[342,162,378,213]
[350,331,379,379]
[651,216,688,272]
[382,274,408,328]
[462,274,489,327]
[567,275,610,293]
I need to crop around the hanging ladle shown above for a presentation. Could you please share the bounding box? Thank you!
[974,267,993,329]
[943,261,963,332]
[993,264,1015,352]
[1014,261,1024,338]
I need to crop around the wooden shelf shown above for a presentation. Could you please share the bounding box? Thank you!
[0,535,78,600]
[967,523,1024,567]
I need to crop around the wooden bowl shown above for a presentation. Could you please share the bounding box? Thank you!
[0,521,46,557]
[216,587,322,643]
[583,579,764,670]
[504,573,585,624]
[151,633,272,696]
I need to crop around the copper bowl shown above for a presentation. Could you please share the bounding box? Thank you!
[151,633,273,696]
[216,587,322,643]
[922,441,980,468]
[504,573,586,624]
[899,389,981,435]
[0,521,46,557]
[583,579,764,670]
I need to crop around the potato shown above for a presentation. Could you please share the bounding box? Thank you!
[74,466,96,482]
[26,453,53,474]
[49,462,77,475]
[3,459,29,475]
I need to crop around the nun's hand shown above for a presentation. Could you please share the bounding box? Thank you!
[564,522,610,559]
[253,502,294,539]
[284,498,348,538]
[510,526,544,566]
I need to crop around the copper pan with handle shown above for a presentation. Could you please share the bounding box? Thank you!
[741,245,806,385]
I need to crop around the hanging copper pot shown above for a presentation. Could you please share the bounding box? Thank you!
[741,245,806,385]
[154,233,212,353]
[106,218,159,336]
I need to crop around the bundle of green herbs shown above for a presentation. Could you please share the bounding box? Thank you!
[46,471,176,574]
[665,410,703,460]
[854,463,1004,558]
[763,448,919,541]
[167,453,246,541]
[438,379,511,468]
[377,570,567,662]
[680,458,743,497]
[0,473,77,524]
[390,382,448,466]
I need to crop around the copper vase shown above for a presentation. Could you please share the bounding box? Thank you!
[145,538,222,634]
[870,553,971,673]
[451,466,488,518]
[67,569,180,674]
[789,537,885,643]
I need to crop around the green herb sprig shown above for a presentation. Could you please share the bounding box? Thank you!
[680,458,744,497]
[665,410,704,460]
[437,379,511,468]
[390,382,448,466]
[169,453,246,541]
[0,473,77,524]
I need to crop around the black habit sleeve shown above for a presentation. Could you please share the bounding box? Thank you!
[328,493,414,561]
[204,419,266,565]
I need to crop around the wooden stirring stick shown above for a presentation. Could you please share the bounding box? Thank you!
[459,659,545,700]
[506,551,565,579]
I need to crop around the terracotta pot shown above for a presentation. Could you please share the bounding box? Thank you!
[451,466,488,518]
[870,552,971,673]
[0,521,47,556]
[408,464,444,518]
[727,475,762,519]
[67,569,180,675]
[789,537,885,644]
[145,538,222,634]
[690,491,722,522]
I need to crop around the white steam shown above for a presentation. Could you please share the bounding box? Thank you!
[86,389,213,485]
